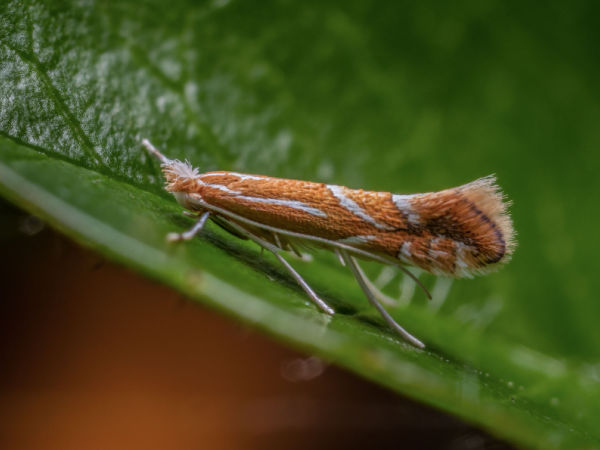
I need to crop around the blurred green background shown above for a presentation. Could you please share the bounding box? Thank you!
[1,0,599,448]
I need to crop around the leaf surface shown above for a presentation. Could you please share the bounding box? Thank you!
[2,1,600,448]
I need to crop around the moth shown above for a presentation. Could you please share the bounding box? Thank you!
[142,139,515,348]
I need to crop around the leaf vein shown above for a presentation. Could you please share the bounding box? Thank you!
[6,44,104,167]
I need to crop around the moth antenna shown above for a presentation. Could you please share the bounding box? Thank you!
[398,266,432,300]
[141,138,171,165]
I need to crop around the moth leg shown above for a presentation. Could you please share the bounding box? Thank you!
[272,252,335,315]
[341,250,425,349]
[350,259,398,307]
[272,232,283,249]
[271,233,306,260]
[218,219,335,315]
[183,210,199,218]
[334,248,346,266]
[167,211,211,243]
[286,241,303,258]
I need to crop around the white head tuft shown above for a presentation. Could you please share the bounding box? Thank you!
[166,159,200,179]
[141,139,201,193]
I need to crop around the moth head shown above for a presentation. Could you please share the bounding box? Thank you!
[141,139,202,204]
[161,159,200,193]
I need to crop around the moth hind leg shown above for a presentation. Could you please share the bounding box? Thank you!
[343,258,398,306]
[340,250,425,348]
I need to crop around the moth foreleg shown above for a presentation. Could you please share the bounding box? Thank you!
[340,250,425,349]
[167,211,211,243]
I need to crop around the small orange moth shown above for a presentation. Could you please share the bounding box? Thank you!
[142,139,515,348]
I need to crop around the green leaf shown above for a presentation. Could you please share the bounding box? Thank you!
[2,1,600,448]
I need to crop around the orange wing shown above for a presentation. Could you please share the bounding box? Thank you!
[177,171,514,278]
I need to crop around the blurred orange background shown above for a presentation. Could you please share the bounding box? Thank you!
[0,203,511,449]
